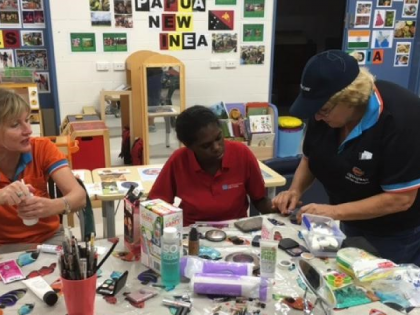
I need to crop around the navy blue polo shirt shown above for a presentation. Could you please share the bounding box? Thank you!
[303,80,420,236]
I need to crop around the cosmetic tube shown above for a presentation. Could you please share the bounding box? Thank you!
[180,256,253,279]
[22,276,58,306]
[259,240,278,278]
[37,244,62,254]
[162,298,192,309]
[191,273,270,301]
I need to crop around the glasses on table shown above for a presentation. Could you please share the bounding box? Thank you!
[26,262,57,279]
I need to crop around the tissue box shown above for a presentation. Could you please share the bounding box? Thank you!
[301,214,345,257]
[140,199,183,274]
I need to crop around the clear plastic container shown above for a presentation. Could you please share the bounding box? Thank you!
[301,214,346,257]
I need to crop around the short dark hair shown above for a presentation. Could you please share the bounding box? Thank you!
[175,105,220,146]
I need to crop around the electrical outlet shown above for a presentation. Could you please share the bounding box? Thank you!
[113,62,125,71]
[225,59,237,68]
[96,62,110,71]
[210,59,222,69]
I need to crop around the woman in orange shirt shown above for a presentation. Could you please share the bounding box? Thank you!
[0,88,86,253]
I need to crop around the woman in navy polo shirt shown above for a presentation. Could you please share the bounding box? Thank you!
[148,105,273,226]
[272,50,420,265]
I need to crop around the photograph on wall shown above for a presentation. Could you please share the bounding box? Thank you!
[0,49,15,69]
[0,10,20,28]
[243,0,265,18]
[70,33,96,52]
[21,30,44,46]
[394,42,411,66]
[22,9,44,28]
[212,33,237,53]
[394,20,416,38]
[0,0,18,9]
[371,30,394,48]
[402,3,418,17]
[347,30,370,49]
[240,45,264,65]
[33,71,49,93]
[373,10,396,28]
[15,49,48,70]
[21,0,42,9]
[114,0,133,28]
[208,10,234,30]
[103,33,127,51]
[90,0,110,11]
[91,11,111,26]
[216,0,237,4]
[377,0,392,7]
[243,23,264,42]
[354,1,372,28]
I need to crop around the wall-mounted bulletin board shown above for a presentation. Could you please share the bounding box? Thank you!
[0,0,58,126]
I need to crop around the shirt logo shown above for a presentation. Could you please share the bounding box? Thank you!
[222,182,243,190]
[352,167,365,177]
[345,166,369,185]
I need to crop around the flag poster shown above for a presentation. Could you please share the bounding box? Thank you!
[347,30,370,49]
[208,10,234,30]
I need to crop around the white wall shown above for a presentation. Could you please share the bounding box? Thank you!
[49,0,274,120]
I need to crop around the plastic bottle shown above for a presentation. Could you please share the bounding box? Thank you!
[161,226,180,287]
[188,227,199,256]
[23,193,38,226]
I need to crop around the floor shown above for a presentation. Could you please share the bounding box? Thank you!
[69,112,178,241]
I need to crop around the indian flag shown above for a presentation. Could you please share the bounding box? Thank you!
[348,30,370,49]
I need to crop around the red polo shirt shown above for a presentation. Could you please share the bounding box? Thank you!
[0,138,68,245]
[148,140,266,226]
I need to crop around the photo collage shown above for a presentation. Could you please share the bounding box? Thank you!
[0,0,49,92]
[351,0,418,66]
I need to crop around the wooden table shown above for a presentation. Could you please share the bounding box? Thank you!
[92,162,286,238]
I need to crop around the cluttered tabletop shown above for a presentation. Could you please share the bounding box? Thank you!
[0,212,419,315]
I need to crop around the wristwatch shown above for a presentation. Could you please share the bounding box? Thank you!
[62,197,71,215]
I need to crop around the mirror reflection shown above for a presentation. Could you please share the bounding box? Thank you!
[146,66,181,163]
[297,259,336,315]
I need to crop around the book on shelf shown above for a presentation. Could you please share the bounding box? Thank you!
[209,101,229,119]
[220,119,233,137]
[246,102,269,116]
[225,103,246,120]
[249,115,273,133]
[250,132,275,147]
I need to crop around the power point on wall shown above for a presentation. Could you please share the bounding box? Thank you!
[225,59,237,68]
[210,59,222,69]
[96,62,110,71]
[113,62,125,71]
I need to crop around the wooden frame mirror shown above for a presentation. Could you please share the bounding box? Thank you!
[126,51,185,164]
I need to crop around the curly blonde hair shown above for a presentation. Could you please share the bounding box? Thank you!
[328,67,375,108]
[0,88,30,125]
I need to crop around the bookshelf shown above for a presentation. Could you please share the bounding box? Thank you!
[219,102,278,161]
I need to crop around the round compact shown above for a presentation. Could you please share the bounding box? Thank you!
[204,229,227,242]
[225,252,260,270]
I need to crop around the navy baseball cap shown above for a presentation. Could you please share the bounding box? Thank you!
[290,50,360,119]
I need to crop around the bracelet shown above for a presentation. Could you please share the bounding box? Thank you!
[62,197,71,215]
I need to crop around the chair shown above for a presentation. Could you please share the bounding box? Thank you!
[48,177,95,241]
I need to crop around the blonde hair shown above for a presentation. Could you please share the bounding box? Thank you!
[0,88,30,125]
[328,67,375,108]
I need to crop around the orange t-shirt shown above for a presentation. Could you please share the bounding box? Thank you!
[0,138,68,245]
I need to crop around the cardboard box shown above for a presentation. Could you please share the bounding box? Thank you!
[140,199,183,274]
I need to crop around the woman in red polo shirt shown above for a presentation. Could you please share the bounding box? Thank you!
[148,105,274,226]
[0,88,86,253]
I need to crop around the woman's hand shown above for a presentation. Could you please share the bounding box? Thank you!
[299,203,337,220]
[17,196,57,219]
[272,189,303,215]
[0,181,31,206]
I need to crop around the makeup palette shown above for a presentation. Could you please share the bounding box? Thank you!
[205,229,227,242]
[225,252,260,270]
